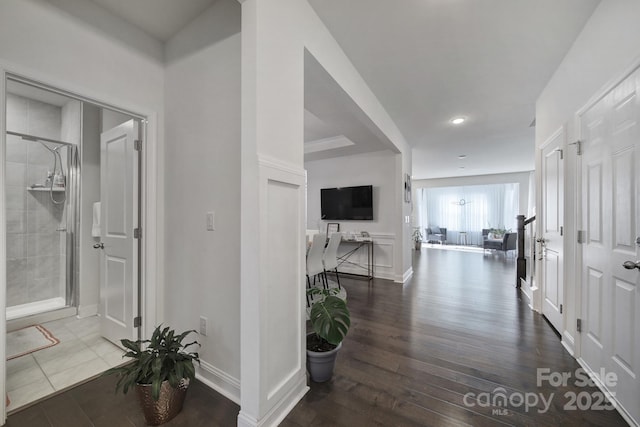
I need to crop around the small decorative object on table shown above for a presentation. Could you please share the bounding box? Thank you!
[326,222,340,236]
[104,325,200,426]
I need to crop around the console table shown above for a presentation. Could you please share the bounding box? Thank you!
[337,238,374,281]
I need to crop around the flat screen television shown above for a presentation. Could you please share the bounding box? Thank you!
[321,185,373,220]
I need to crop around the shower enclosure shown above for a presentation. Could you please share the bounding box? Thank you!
[5,86,79,321]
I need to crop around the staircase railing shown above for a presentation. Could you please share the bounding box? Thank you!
[516,214,536,288]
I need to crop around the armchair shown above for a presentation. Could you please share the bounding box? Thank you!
[426,227,447,244]
[483,231,517,256]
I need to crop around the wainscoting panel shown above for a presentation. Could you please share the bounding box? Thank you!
[336,233,396,281]
[255,156,308,422]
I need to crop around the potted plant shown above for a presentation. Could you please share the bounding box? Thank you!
[105,325,200,426]
[306,288,350,382]
[489,227,510,239]
[412,227,423,250]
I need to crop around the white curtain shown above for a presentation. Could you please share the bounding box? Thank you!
[527,171,536,217]
[417,183,519,245]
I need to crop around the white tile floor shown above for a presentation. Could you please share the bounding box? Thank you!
[6,315,125,412]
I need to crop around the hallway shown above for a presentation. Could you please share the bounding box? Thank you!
[6,248,628,426]
[284,248,628,426]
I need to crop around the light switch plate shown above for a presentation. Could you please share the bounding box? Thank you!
[199,316,207,336]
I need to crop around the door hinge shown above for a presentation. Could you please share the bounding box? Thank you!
[577,230,585,244]
[134,139,142,151]
[134,228,141,239]
[560,304,563,314]
[576,318,582,333]
[134,316,142,328]
[569,140,582,155]
[554,148,564,159]
[560,226,563,236]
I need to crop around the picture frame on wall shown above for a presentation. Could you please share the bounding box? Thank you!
[326,222,340,235]
[404,173,411,203]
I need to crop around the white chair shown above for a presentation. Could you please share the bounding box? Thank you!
[323,232,342,290]
[307,233,328,296]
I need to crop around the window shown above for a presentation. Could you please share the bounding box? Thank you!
[415,183,519,244]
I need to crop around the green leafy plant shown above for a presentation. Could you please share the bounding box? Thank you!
[105,325,200,401]
[307,287,350,347]
[412,227,423,243]
[489,227,511,237]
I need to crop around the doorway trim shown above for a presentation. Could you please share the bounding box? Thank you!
[571,58,640,427]
[537,126,566,336]
[0,67,161,423]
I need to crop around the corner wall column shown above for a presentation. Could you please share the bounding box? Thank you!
[238,0,309,425]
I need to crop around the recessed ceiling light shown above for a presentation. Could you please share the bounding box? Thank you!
[458,155,467,159]
[450,117,466,125]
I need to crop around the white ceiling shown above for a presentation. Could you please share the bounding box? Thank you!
[88,0,217,41]
[68,0,601,179]
[304,51,397,162]
[307,0,600,179]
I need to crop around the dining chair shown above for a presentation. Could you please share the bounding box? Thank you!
[307,233,328,299]
[323,232,342,290]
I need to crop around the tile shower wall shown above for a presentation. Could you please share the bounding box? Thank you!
[6,94,65,307]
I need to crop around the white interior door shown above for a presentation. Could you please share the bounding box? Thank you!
[580,68,640,425]
[540,131,564,333]
[99,119,139,344]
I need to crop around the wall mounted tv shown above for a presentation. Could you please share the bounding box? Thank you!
[321,185,373,220]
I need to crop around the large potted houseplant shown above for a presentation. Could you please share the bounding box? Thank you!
[306,288,350,382]
[105,325,200,426]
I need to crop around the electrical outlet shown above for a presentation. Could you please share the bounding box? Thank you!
[206,211,215,231]
[199,316,207,336]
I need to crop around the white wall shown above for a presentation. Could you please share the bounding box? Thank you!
[0,0,165,422]
[164,0,241,403]
[536,0,640,355]
[306,151,395,233]
[401,151,413,280]
[101,110,131,133]
[0,0,164,113]
[305,150,403,281]
[78,104,101,318]
[239,0,413,424]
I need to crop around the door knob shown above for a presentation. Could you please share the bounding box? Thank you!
[622,260,640,270]
[93,243,104,249]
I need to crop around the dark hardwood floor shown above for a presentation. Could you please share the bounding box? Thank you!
[283,248,627,427]
[7,248,629,426]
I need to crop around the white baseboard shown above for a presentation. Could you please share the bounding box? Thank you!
[576,358,639,427]
[196,360,241,405]
[560,338,575,357]
[398,266,413,283]
[519,279,532,301]
[373,271,395,281]
[77,304,98,318]
[237,376,308,427]
[338,267,394,281]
